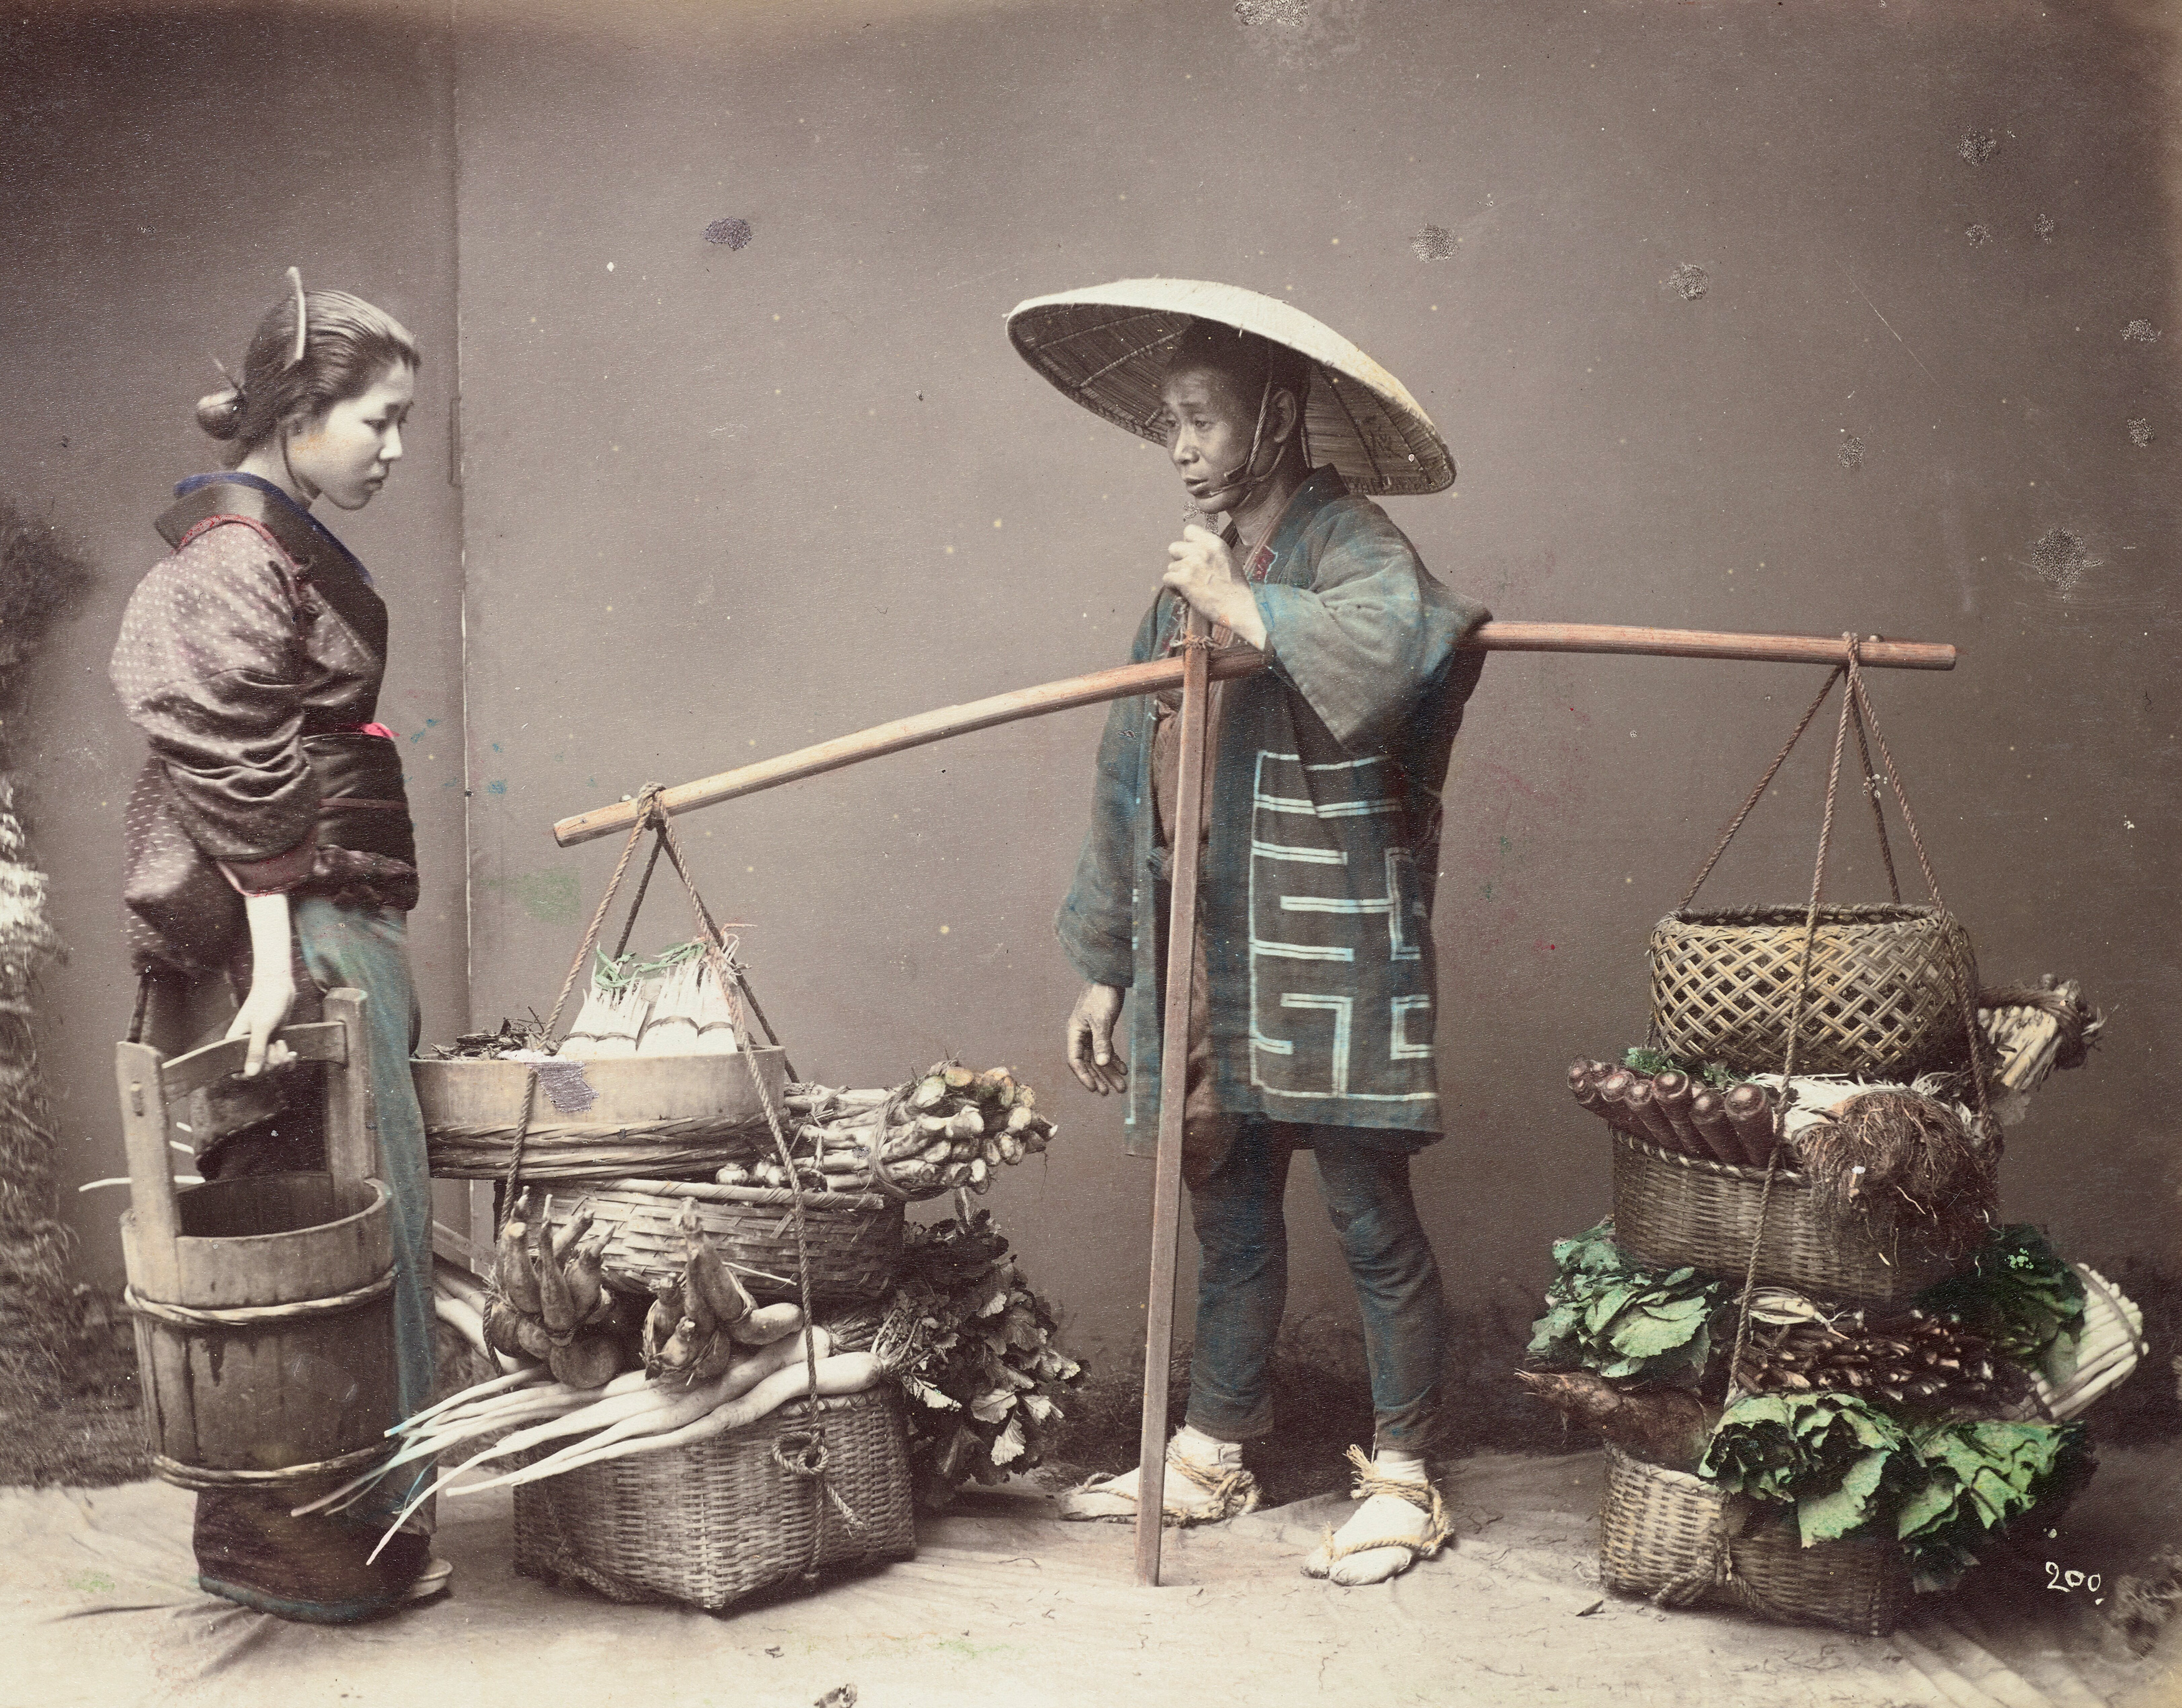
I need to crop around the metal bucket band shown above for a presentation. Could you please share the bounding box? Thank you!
[124,1270,395,1329]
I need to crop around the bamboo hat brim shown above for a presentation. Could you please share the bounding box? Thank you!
[1004,277,1454,496]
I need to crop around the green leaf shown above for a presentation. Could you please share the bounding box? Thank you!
[988,1414,1027,1468]
[1796,1447,1893,1545]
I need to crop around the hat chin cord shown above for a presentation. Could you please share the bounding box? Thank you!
[1203,375,1289,516]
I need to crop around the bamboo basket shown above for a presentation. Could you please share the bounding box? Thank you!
[511,1388,916,1610]
[1649,904,1977,1079]
[415,1048,788,1183]
[1610,1130,1968,1310]
[1599,1445,1915,1637]
[541,1179,904,1305]
[2034,1265,2146,1421]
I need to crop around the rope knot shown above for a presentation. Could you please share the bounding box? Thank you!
[773,1430,831,1480]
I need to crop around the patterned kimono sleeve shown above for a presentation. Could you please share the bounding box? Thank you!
[1251,507,1488,752]
[108,525,320,890]
[1054,598,1163,989]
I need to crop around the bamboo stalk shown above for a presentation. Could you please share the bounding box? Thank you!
[550,623,1958,847]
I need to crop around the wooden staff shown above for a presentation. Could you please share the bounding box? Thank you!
[1135,608,1214,1588]
[550,624,1956,848]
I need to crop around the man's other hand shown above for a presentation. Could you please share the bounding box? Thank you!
[1065,982,1128,1095]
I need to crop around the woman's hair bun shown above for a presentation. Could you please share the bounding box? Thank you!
[194,384,246,441]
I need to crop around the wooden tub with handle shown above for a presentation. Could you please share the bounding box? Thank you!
[114,989,400,1491]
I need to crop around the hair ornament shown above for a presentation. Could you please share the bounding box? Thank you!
[284,266,307,368]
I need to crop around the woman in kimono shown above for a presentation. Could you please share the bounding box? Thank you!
[110,270,443,1619]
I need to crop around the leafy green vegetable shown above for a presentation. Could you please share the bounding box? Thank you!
[1621,1047,1741,1090]
[1698,1393,1916,1547]
[1896,1419,2090,1591]
[1698,1392,2089,1589]
[1915,1224,2085,1369]
[881,1211,1085,1509]
[1529,1224,1733,1384]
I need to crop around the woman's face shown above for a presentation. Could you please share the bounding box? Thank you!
[286,363,415,510]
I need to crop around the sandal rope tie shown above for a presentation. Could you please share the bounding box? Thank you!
[1160,1449,1260,1521]
[1314,1444,1453,1565]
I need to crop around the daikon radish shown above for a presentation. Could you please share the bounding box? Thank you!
[433,1293,489,1360]
[389,1366,546,1437]
[729,1301,803,1346]
[490,1351,882,1490]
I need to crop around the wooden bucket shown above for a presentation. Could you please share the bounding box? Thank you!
[117,992,402,1491]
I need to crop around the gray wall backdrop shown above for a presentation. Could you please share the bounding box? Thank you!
[9,0,2177,1377]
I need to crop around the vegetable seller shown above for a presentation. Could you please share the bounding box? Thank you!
[1007,281,1484,1585]
[108,270,446,1619]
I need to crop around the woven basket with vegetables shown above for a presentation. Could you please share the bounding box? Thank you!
[511,1386,915,1608]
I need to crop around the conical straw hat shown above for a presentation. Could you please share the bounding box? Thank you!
[1005,277,1454,496]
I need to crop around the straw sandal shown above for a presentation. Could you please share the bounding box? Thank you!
[1057,1447,1261,1527]
[1302,1447,1451,1582]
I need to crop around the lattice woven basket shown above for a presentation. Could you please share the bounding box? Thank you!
[541,1179,904,1306]
[511,1387,916,1610]
[1649,904,1978,1079]
[1610,1130,1972,1310]
[1600,1445,1915,1637]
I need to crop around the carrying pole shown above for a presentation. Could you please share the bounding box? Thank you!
[550,625,1957,848]
[1135,607,1214,1588]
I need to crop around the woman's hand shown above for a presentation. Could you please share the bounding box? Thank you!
[1163,524,1268,649]
[225,890,298,1076]
[1065,982,1128,1095]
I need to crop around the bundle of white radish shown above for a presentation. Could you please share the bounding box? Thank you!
[431,1255,495,1361]
[346,1317,885,1554]
[635,944,744,1057]
[726,1063,1056,1199]
[484,1189,638,1389]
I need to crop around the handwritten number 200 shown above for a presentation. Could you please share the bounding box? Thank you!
[2045,1561,2102,1593]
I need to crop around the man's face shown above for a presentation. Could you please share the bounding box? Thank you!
[1156,364,1260,516]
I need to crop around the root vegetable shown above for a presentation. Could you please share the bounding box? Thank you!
[494,1351,882,1490]
[552,1199,595,1265]
[655,1316,699,1372]
[514,1315,554,1360]
[534,1229,579,1333]
[1650,1070,1703,1151]
[1724,1084,1779,1167]
[728,1301,803,1346]
[1568,1060,1610,1115]
[433,1293,489,1360]
[1620,1078,1681,1153]
[548,1333,624,1391]
[564,1238,607,1326]
[498,1219,542,1315]
[912,1076,948,1111]
[1689,1090,1745,1166]
[483,1297,528,1360]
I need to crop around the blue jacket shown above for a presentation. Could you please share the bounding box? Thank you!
[1055,467,1489,1151]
